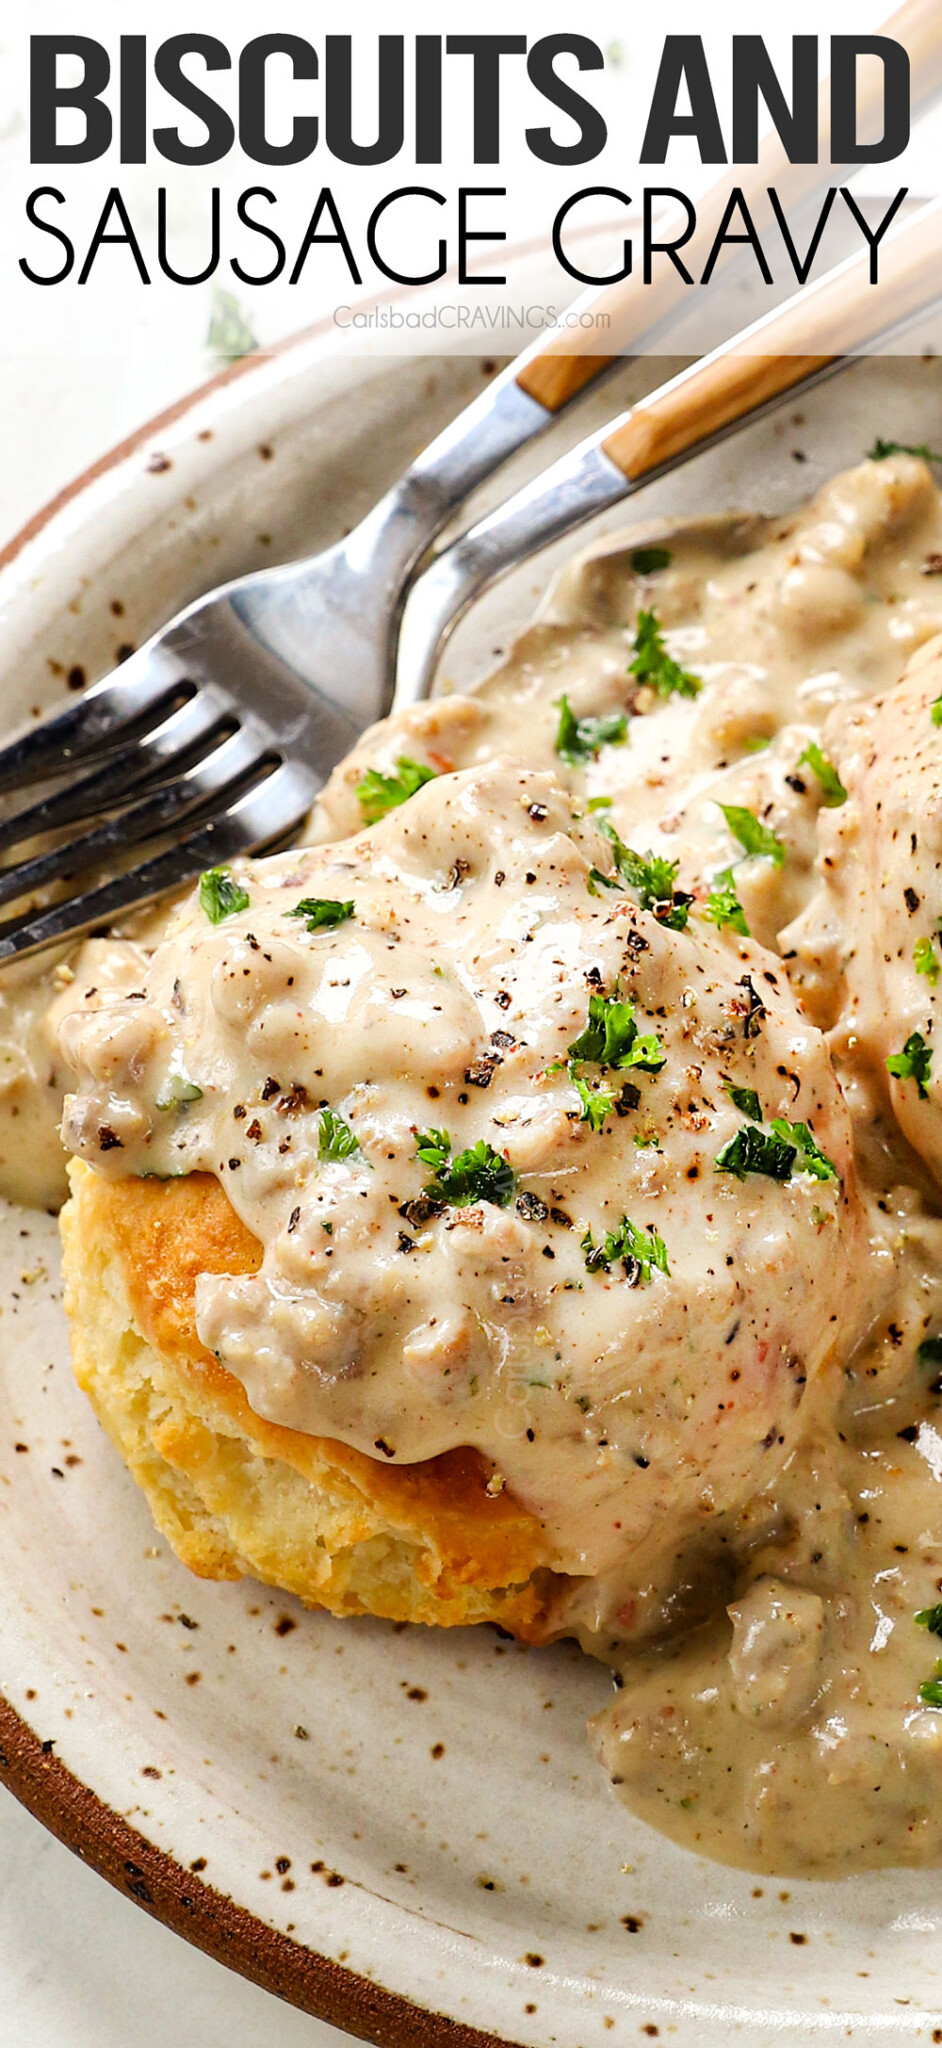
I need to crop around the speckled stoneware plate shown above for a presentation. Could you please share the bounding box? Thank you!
[5,249,942,2044]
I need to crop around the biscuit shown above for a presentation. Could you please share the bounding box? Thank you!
[60,1160,555,1637]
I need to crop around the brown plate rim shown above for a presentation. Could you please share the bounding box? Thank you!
[0,318,520,2048]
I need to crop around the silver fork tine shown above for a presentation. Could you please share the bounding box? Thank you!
[0,688,233,857]
[0,761,317,964]
[0,647,189,795]
[0,723,275,913]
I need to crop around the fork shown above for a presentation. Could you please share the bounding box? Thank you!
[396,193,942,710]
[0,0,938,965]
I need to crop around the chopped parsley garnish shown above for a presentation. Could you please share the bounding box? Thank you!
[287,897,355,932]
[154,1074,203,1112]
[554,693,628,765]
[629,608,701,701]
[631,545,672,575]
[207,287,257,359]
[318,1108,361,1163]
[199,866,249,923]
[590,821,691,929]
[414,1127,451,1175]
[917,1335,942,1368]
[919,1675,942,1708]
[724,1080,762,1121]
[715,1123,796,1182]
[868,437,942,463]
[581,1215,670,1282]
[914,935,941,985]
[769,1117,838,1182]
[719,804,786,868]
[570,1066,616,1130]
[356,756,437,823]
[916,1604,942,1637]
[415,1130,515,1208]
[886,1031,933,1098]
[568,992,665,1074]
[702,867,750,936]
[932,694,942,729]
[798,742,847,807]
[716,1113,837,1183]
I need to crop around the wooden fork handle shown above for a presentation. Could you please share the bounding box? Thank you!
[515,0,942,417]
[601,187,942,481]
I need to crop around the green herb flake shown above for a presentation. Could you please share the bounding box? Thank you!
[719,804,786,868]
[629,608,701,701]
[914,936,941,985]
[917,1335,942,1368]
[886,1030,933,1099]
[932,695,942,729]
[568,992,665,1075]
[868,437,942,464]
[199,866,250,923]
[555,693,628,766]
[769,1117,839,1182]
[581,1214,670,1283]
[318,1108,361,1164]
[724,1080,762,1121]
[287,897,355,932]
[207,288,257,359]
[155,1074,203,1113]
[416,1131,516,1208]
[916,1604,942,1637]
[587,795,613,812]
[918,1676,942,1708]
[356,756,438,824]
[798,742,847,807]
[570,1066,617,1130]
[715,1123,796,1182]
[631,545,672,575]
[414,1127,451,1175]
[702,867,750,936]
[593,821,691,929]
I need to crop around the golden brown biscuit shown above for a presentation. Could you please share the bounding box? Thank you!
[60,1160,555,1636]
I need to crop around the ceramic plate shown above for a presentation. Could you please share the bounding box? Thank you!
[4,266,942,2043]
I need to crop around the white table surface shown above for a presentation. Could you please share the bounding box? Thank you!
[0,349,354,2048]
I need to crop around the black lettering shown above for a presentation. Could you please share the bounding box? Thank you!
[840,185,907,283]
[643,187,696,284]
[153,35,234,166]
[768,186,836,284]
[641,37,726,164]
[732,36,818,164]
[30,36,111,164]
[446,36,527,164]
[19,187,73,283]
[232,187,286,284]
[77,186,150,284]
[700,188,773,285]
[526,35,606,166]
[831,37,910,163]
[415,37,442,165]
[158,185,219,282]
[553,187,631,282]
[367,187,446,284]
[240,35,317,166]
[325,36,403,166]
[119,35,146,165]
[458,186,505,283]
[289,188,361,285]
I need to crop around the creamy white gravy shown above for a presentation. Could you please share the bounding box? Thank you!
[29,451,942,1873]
